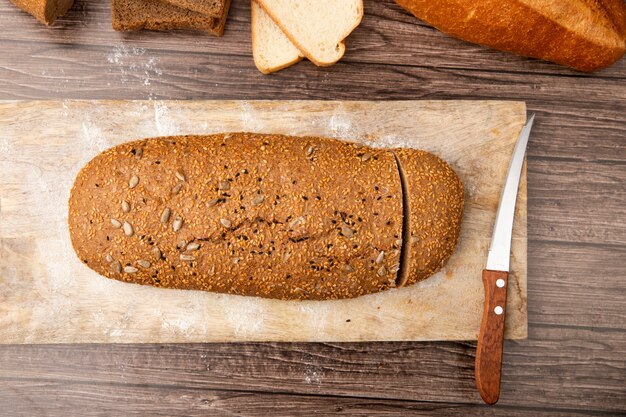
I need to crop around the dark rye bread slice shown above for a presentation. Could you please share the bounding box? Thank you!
[112,0,231,36]
[10,0,74,25]
[393,149,464,287]
[162,0,225,17]
[68,133,406,301]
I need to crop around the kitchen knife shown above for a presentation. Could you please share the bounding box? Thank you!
[475,114,535,405]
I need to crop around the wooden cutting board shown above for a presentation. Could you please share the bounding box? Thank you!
[0,100,527,343]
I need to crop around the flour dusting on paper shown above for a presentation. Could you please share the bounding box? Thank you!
[81,117,110,153]
[0,135,8,153]
[218,296,267,336]
[154,101,180,136]
[368,134,413,149]
[328,114,354,138]
[240,101,265,132]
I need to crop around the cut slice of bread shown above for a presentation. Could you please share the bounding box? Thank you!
[161,0,225,17]
[211,0,231,36]
[112,0,231,36]
[9,0,74,25]
[251,0,303,74]
[256,0,363,66]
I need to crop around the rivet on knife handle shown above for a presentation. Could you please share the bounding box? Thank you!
[475,269,508,405]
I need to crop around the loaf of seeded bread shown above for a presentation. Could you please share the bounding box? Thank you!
[112,0,231,35]
[9,0,74,25]
[69,133,463,301]
[394,0,626,72]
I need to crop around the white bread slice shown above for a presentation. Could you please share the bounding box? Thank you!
[256,0,363,66]
[251,0,303,74]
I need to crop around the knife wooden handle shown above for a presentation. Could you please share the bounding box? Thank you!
[475,269,509,405]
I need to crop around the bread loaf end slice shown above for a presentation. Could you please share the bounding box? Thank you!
[393,149,464,287]
[10,0,74,25]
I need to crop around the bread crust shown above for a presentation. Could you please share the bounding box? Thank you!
[395,0,626,71]
[256,0,364,66]
[112,0,231,36]
[251,0,303,74]
[160,0,225,17]
[393,149,464,287]
[69,133,407,300]
[10,0,74,25]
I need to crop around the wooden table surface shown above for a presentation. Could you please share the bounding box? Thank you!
[0,1,624,416]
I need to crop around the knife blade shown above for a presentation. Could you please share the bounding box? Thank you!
[475,114,535,405]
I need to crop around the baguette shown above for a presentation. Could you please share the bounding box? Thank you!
[68,133,463,301]
[394,0,626,71]
[9,0,74,25]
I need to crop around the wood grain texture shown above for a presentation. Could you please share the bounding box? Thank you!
[0,100,527,343]
[0,0,624,415]
[527,241,626,329]
[1,384,619,417]
[0,325,624,411]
